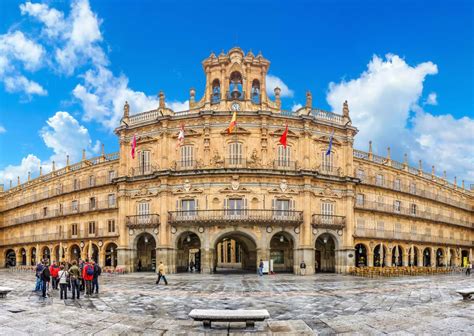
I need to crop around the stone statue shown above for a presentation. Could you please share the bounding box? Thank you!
[248,149,260,166]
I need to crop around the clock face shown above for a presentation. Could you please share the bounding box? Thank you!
[231,102,241,111]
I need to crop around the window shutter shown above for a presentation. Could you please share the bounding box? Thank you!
[195,199,199,210]
[176,199,179,211]
[290,199,295,211]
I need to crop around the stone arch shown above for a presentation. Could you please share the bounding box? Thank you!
[391,245,403,266]
[41,246,51,263]
[29,246,37,266]
[4,249,16,267]
[135,232,157,272]
[69,244,81,262]
[373,243,388,267]
[315,232,338,272]
[83,242,99,263]
[313,231,341,249]
[436,247,446,267]
[408,245,420,266]
[423,247,432,266]
[355,243,368,267]
[449,248,456,266]
[19,247,27,266]
[269,231,295,273]
[104,242,118,267]
[175,231,202,273]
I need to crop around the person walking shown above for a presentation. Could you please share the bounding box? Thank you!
[258,259,264,276]
[92,261,102,294]
[466,262,472,276]
[40,261,51,298]
[82,260,94,296]
[34,261,44,292]
[49,261,60,290]
[189,260,195,272]
[300,260,307,276]
[156,261,168,285]
[68,260,81,300]
[58,265,68,300]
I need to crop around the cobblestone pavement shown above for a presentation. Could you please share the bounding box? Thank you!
[0,270,473,335]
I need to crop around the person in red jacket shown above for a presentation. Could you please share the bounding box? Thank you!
[82,260,94,296]
[49,261,60,290]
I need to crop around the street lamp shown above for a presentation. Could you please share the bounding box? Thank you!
[280,235,284,243]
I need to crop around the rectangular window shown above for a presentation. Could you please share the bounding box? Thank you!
[393,179,401,191]
[89,175,95,187]
[321,202,335,224]
[277,145,291,167]
[410,203,417,215]
[71,223,78,236]
[180,199,196,217]
[139,150,151,174]
[376,174,384,186]
[88,221,96,235]
[72,200,79,212]
[228,142,243,166]
[180,145,194,168]
[137,202,150,224]
[73,178,79,191]
[409,182,416,194]
[393,200,401,213]
[89,197,96,210]
[226,198,246,217]
[273,199,291,217]
[356,169,365,181]
[356,194,365,206]
[43,207,48,217]
[108,194,116,208]
[108,219,115,233]
[56,184,63,195]
[321,151,333,173]
[108,170,116,182]
[58,203,63,215]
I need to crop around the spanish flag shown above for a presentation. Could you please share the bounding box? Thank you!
[228,111,237,134]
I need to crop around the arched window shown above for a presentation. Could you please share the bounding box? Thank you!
[229,72,243,100]
[277,145,291,167]
[228,142,242,166]
[251,79,260,103]
[212,79,221,104]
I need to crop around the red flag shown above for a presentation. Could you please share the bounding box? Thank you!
[279,124,288,148]
[177,124,185,148]
[131,135,137,159]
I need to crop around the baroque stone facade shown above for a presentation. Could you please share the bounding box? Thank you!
[0,47,472,274]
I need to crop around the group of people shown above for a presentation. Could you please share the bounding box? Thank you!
[34,258,101,299]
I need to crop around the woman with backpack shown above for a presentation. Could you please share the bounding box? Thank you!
[82,260,94,296]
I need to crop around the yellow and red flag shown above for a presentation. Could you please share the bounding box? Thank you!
[279,123,288,148]
[227,111,237,134]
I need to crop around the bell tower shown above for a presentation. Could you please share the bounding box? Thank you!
[190,47,280,112]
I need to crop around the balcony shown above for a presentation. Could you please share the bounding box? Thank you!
[130,165,157,177]
[2,201,118,228]
[318,165,341,176]
[273,160,298,171]
[355,201,472,229]
[125,214,160,230]
[312,214,346,229]
[354,228,472,247]
[168,209,303,227]
[174,160,199,171]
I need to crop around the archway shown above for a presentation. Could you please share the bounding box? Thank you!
[5,249,16,267]
[136,233,157,272]
[214,231,257,273]
[423,247,431,267]
[315,234,336,272]
[84,243,99,263]
[355,243,368,267]
[449,248,456,266]
[373,244,387,267]
[42,246,50,264]
[176,232,201,273]
[30,247,37,265]
[408,246,419,266]
[270,232,294,273]
[105,243,118,267]
[19,248,27,265]
[69,244,81,262]
[436,248,444,267]
[461,250,469,267]
[392,245,403,266]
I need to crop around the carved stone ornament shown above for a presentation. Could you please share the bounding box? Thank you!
[248,149,261,167]
[184,179,191,192]
[131,185,158,198]
[231,176,240,191]
[211,150,223,166]
[280,179,288,192]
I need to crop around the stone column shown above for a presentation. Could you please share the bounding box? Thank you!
[201,247,215,274]
[367,252,374,267]
[402,250,408,266]
[26,247,32,266]
[431,247,436,267]
[117,247,135,272]
[16,249,22,266]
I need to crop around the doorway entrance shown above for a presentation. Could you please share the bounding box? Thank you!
[214,232,257,273]
[315,234,336,272]
[136,233,156,272]
[176,232,201,272]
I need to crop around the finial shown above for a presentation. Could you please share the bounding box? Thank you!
[418,159,422,170]
[403,153,408,165]
[454,176,457,187]
[443,170,447,180]
[431,165,435,177]
[28,171,31,182]
[368,141,373,154]
[52,161,55,171]
[123,101,130,118]
[39,166,42,176]
[189,88,196,104]
[82,149,86,161]
[66,155,70,167]
[101,143,105,157]
[274,87,281,109]
[306,91,312,109]
[17,176,20,186]
[462,180,465,189]
[159,91,165,109]
[386,147,391,160]
[9,180,12,189]
[343,100,349,117]
[219,49,225,57]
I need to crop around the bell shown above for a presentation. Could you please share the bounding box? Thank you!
[231,84,241,99]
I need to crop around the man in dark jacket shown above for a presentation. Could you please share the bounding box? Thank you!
[41,261,51,298]
[91,261,101,294]
[34,261,44,292]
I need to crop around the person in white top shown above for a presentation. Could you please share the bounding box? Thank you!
[58,265,69,300]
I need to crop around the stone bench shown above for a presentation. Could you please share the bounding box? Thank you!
[189,309,270,328]
[456,288,474,300]
[0,287,13,298]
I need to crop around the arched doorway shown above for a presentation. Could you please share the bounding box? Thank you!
[105,243,118,267]
[19,248,27,265]
[53,245,65,262]
[269,232,294,273]
[392,245,403,266]
[355,243,368,267]
[408,246,419,266]
[176,232,201,273]
[461,250,469,267]
[69,244,81,262]
[373,244,387,267]
[436,248,444,267]
[42,246,50,264]
[315,234,336,272]
[85,243,99,263]
[136,233,157,272]
[5,249,16,267]
[30,247,37,265]
[449,248,456,266]
[423,247,431,266]
[214,232,257,273]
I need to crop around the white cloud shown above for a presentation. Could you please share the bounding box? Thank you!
[424,92,437,106]
[3,75,47,96]
[0,125,6,134]
[266,74,294,98]
[73,66,158,130]
[0,154,41,186]
[291,103,303,112]
[167,100,189,112]
[0,30,45,71]
[20,2,65,38]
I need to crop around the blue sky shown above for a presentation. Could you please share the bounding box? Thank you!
[0,0,473,186]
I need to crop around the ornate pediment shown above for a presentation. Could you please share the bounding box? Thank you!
[270,128,298,138]
[316,135,341,145]
[136,135,157,144]
[172,179,203,194]
[314,185,341,198]
[172,128,201,138]
[220,126,251,135]
[268,180,298,195]
[131,184,159,198]
[219,176,250,193]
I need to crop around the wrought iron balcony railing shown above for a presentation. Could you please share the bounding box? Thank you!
[311,214,346,229]
[168,209,303,226]
[130,165,157,177]
[125,214,160,229]
[273,160,298,171]
[174,160,199,171]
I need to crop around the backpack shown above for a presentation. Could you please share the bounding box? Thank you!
[86,265,94,276]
